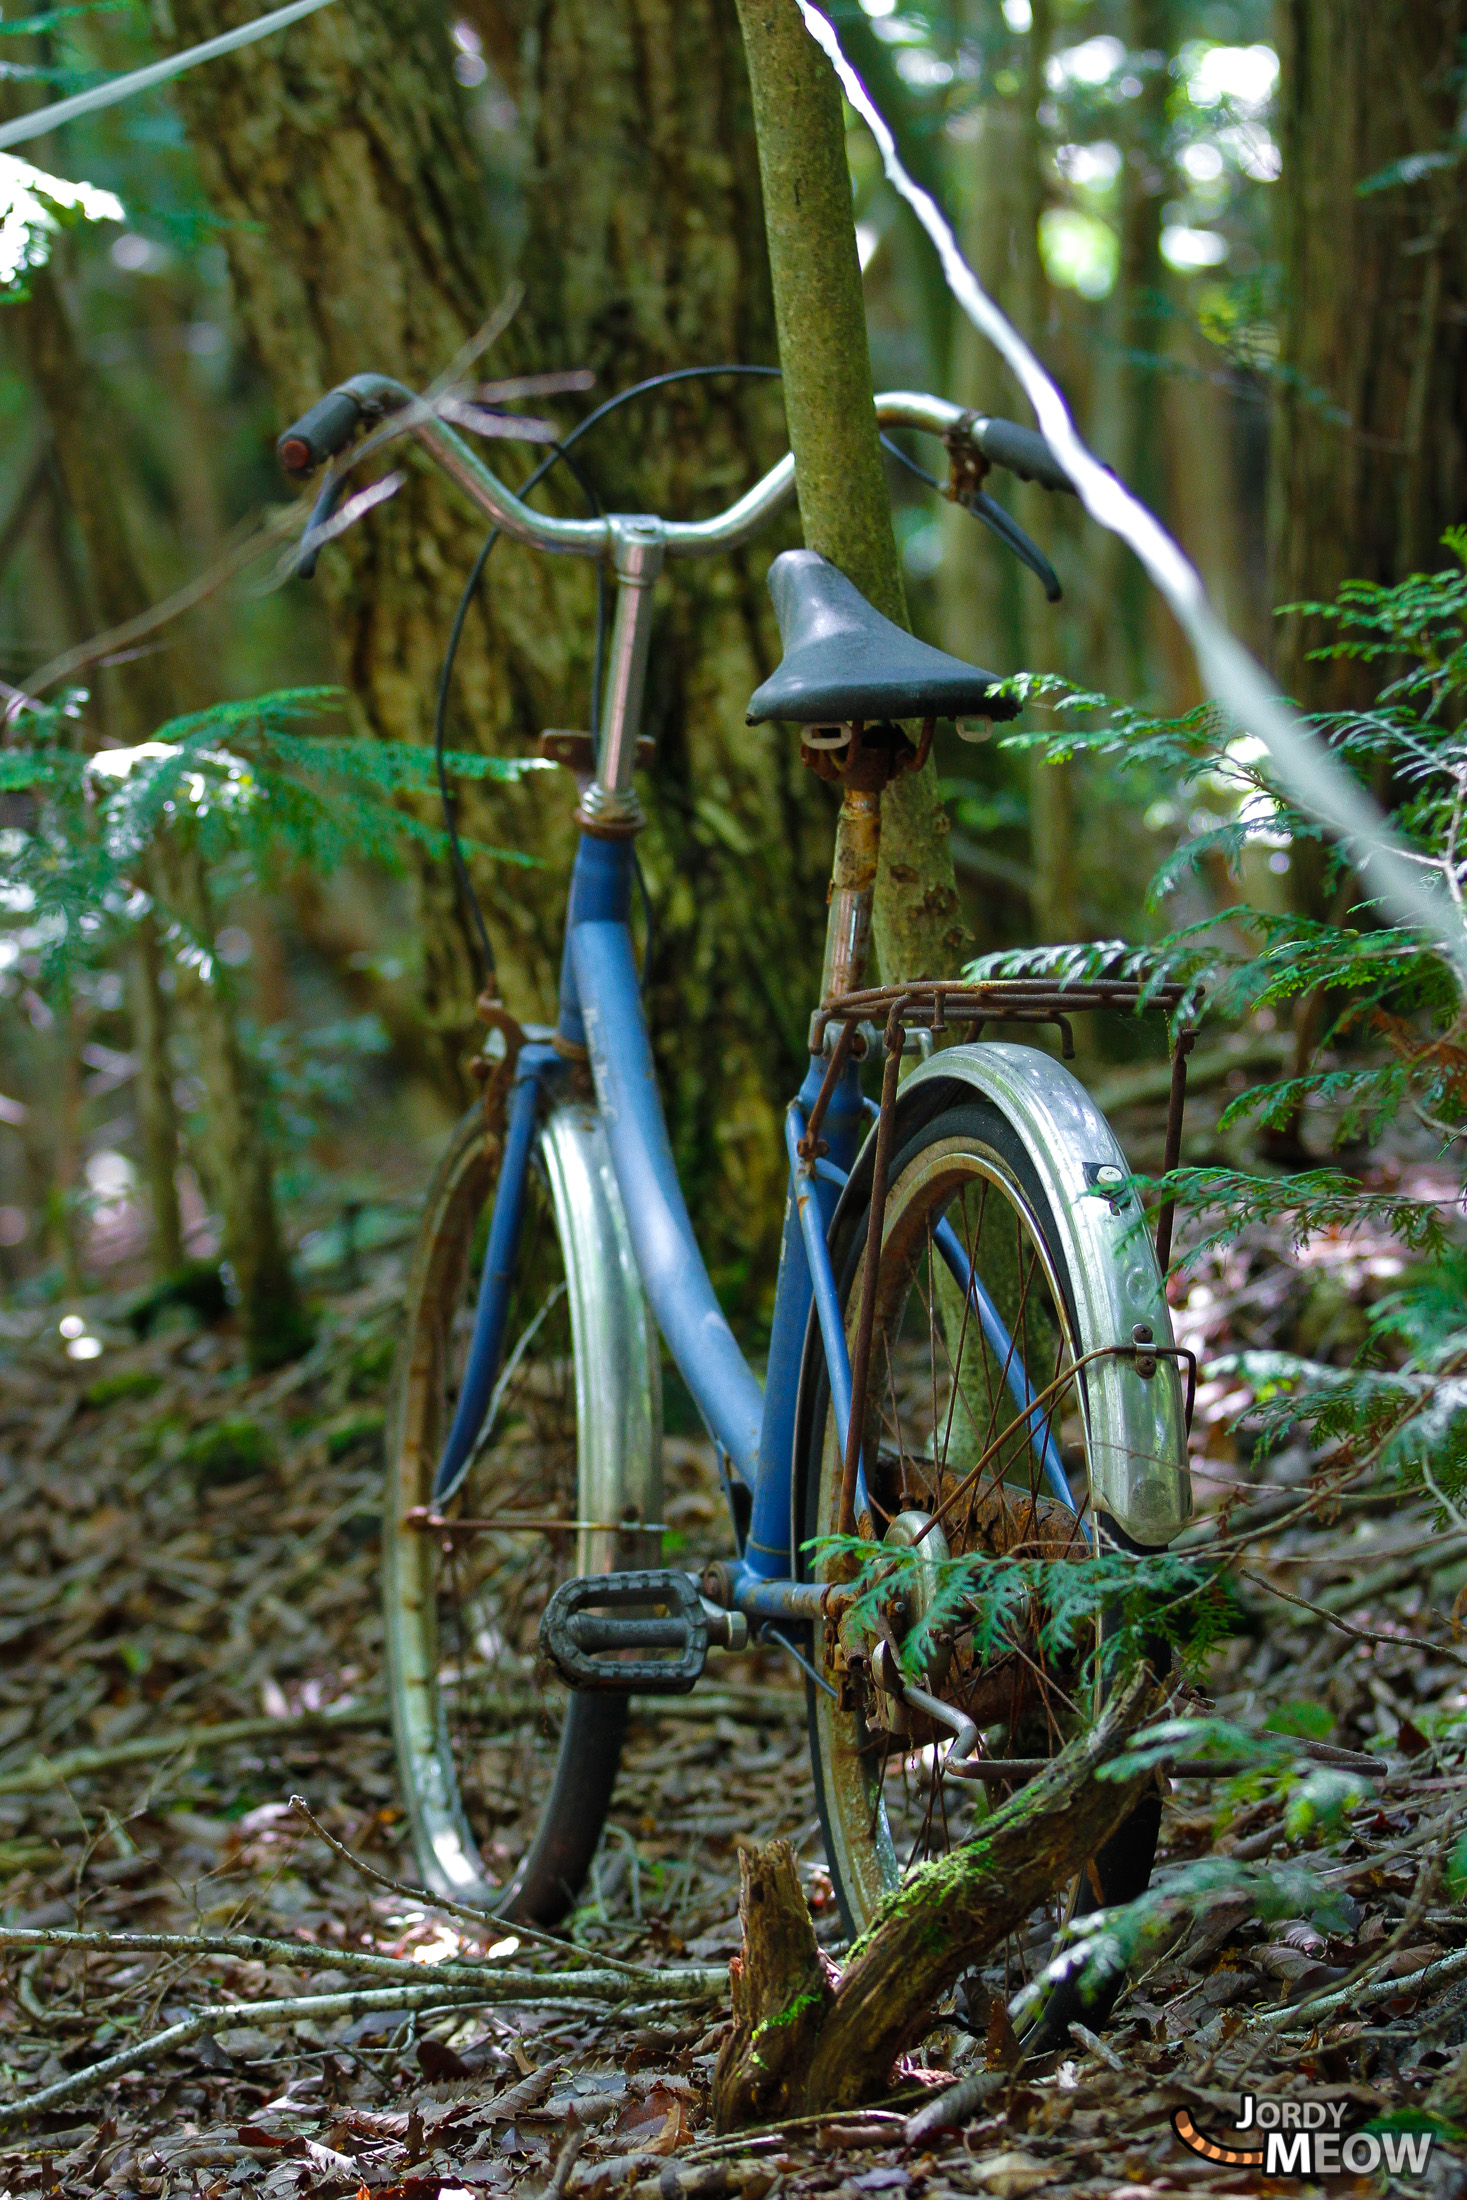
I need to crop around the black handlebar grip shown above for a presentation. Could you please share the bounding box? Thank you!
[277,387,366,477]
[976,417,1076,495]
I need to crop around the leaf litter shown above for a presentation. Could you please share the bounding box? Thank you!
[3,1129,1467,2195]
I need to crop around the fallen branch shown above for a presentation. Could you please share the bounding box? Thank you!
[0,1703,385,1797]
[0,1923,488,1982]
[0,1965,726,2129]
[711,1666,1164,2126]
[0,1921,721,2005]
[1250,1941,1467,2034]
[1239,1567,1467,1672]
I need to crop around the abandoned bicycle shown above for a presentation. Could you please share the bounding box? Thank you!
[278,369,1193,2042]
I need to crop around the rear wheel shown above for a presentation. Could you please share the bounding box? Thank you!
[802,1099,1165,2033]
[383,1099,661,1922]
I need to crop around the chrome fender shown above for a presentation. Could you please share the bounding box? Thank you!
[793,1042,1190,1553]
[385,1099,660,1908]
[538,1102,664,1579]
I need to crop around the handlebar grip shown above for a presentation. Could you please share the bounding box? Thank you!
[975,418,1076,495]
[277,387,367,477]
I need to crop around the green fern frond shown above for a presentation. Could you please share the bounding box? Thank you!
[1150,1166,1453,1263]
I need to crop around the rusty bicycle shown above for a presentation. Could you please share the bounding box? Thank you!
[278,366,1193,2047]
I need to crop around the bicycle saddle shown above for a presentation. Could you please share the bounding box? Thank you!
[745,549,1019,727]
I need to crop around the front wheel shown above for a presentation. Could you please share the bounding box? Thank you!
[382,1098,661,1922]
[802,1095,1174,2033]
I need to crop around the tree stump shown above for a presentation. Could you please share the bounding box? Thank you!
[711,1840,838,2129]
[712,1667,1165,2128]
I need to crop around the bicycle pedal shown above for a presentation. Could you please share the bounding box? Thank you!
[539,1569,709,1695]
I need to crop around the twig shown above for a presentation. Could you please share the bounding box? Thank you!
[1423,1458,1467,1537]
[0,1703,386,1796]
[0,1923,484,1982]
[1237,1567,1467,1671]
[287,1796,647,1980]
[423,283,526,404]
[1250,1942,1467,2034]
[0,446,49,586]
[15,508,302,708]
[1233,1805,1458,2085]
[0,1972,718,2130]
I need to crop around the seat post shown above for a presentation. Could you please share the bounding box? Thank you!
[578,515,665,839]
[818,726,898,1006]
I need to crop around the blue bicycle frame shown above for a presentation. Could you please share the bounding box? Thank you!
[430,809,1082,1627]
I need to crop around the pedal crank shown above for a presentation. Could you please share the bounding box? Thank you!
[540,1568,726,1695]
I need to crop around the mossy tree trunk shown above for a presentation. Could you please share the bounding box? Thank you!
[21,266,310,1365]
[733,0,966,987]
[164,0,834,1313]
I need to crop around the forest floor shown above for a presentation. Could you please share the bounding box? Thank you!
[3,1087,1467,2196]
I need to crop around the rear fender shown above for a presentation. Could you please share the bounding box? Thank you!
[791,1042,1190,1559]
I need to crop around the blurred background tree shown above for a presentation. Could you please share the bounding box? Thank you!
[0,0,1461,1346]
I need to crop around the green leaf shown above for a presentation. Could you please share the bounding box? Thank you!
[1265,1700,1335,1743]
[1446,1833,1467,1903]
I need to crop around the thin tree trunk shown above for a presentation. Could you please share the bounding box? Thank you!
[734,0,966,986]
[129,909,184,1273]
[1270,0,1467,706]
[53,1003,86,1297]
[1012,0,1081,952]
[1267,0,1466,1153]
[938,15,1031,955]
[19,265,309,1363]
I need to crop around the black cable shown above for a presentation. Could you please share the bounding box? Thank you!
[879,429,1062,602]
[433,362,784,998]
[432,434,606,990]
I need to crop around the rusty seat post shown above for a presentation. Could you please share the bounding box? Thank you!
[815,719,929,1011]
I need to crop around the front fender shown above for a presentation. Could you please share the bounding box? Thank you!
[792,1042,1191,1557]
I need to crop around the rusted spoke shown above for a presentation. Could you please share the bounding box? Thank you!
[936,1197,979,1480]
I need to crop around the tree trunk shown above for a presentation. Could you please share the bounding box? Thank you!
[1090,0,1171,704]
[1011,0,1081,952]
[1270,0,1467,708]
[938,13,1032,955]
[164,0,833,1313]
[129,910,184,1273]
[1267,0,1466,1153]
[20,265,309,1361]
[734,0,966,986]
[711,1666,1163,2126]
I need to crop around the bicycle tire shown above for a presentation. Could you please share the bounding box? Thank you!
[382,1098,662,1922]
[800,1095,1172,2037]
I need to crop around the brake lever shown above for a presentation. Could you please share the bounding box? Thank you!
[294,471,352,582]
[961,488,1062,603]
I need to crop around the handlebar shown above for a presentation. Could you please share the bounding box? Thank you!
[277,374,1077,566]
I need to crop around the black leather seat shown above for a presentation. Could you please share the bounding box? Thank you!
[745,549,1019,727]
